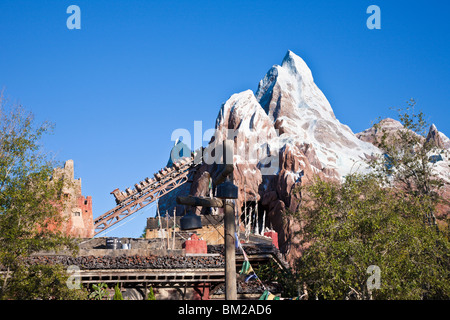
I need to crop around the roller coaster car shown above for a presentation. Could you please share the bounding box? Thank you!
[166,167,174,174]
[138,179,150,190]
[126,187,136,196]
[154,172,163,181]
[141,178,151,187]
[110,188,126,205]
[134,183,143,192]
[160,167,174,175]
[109,156,195,206]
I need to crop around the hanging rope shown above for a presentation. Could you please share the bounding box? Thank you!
[236,234,269,292]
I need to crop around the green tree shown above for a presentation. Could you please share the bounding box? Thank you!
[295,174,450,299]
[0,93,80,299]
[291,105,450,299]
[146,286,156,300]
[113,283,124,300]
[5,263,88,300]
[89,283,109,300]
[140,227,147,238]
[255,260,299,298]
[369,100,448,227]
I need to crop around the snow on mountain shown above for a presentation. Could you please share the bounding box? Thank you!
[160,50,449,264]
[212,89,278,168]
[426,124,450,185]
[254,50,380,178]
[256,50,336,122]
[199,50,385,263]
[439,131,450,150]
[357,119,450,185]
[428,123,450,150]
[208,50,390,212]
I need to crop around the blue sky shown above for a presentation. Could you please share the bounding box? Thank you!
[0,0,449,237]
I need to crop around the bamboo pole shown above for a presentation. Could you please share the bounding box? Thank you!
[262,210,266,234]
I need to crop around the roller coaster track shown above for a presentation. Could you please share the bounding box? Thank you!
[93,156,199,237]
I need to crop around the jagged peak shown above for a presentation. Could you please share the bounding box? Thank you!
[217,90,258,117]
[429,123,438,132]
[256,50,314,100]
[256,50,336,123]
[427,123,440,137]
[281,50,314,82]
[426,123,444,149]
[215,89,269,129]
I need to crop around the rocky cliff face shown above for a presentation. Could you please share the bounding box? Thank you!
[427,124,450,150]
[159,51,382,264]
[160,50,449,265]
[253,51,380,179]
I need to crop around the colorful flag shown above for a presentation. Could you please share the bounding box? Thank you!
[239,260,254,276]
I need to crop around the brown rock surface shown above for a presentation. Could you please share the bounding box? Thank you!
[160,51,450,267]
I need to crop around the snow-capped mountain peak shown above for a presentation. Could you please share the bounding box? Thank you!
[251,50,380,178]
[255,50,336,124]
[281,50,314,83]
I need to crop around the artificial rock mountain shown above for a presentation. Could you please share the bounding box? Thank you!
[160,50,450,265]
[357,118,450,223]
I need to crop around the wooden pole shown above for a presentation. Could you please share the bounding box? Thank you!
[157,203,163,248]
[172,208,176,250]
[247,207,253,239]
[166,211,169,249]
[224,199,237,300]
[244,186,247,236]
[223,140,237,301]
[255,203,259,235]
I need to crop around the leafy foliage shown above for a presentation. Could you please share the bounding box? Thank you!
[89,283,109,300]
[0,93,79,299]
[147,286,156,300]
[3,263,88,300]
[254,260,299,298]
[113,283,124,300]
[370,100,446,202]
[295,174,450,299]
[290,104,450,299]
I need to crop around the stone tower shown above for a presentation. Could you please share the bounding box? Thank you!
[51,160,94,238]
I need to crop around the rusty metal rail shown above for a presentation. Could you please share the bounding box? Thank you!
[93,156,198,236]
